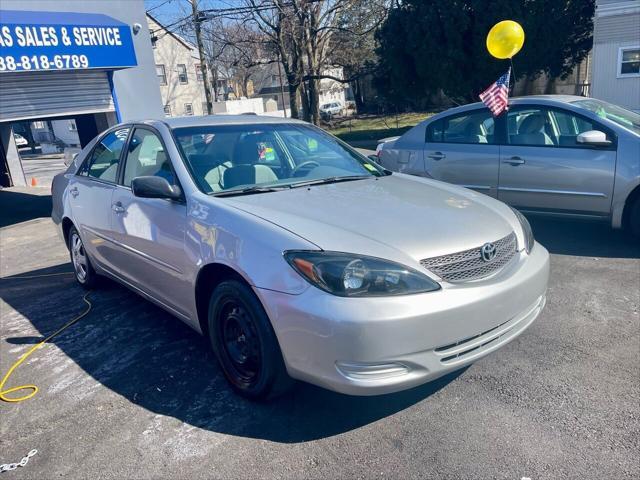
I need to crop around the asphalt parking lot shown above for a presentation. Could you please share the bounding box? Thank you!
[1,187,639,479]
[18,152,67,189]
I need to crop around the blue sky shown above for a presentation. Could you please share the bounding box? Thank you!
[144,0,240,24]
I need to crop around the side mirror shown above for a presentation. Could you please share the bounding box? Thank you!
[131,176,182,200]
[577,130,612,147]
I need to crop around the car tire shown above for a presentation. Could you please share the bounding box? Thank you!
[208,280,292,400]
[628,196,640,238]
[68,226,99,289]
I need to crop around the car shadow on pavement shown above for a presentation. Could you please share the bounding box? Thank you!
[1,264,463,443]
[526,215,640,259]
[0,188,52,228]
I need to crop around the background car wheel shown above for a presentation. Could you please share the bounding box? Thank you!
[208,280,292,400]
[68,226,98,289]
[628,197,640,238]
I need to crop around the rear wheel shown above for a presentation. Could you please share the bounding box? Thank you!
[208,280,291,400]
[628,196,640,238]
[68,226,98,289]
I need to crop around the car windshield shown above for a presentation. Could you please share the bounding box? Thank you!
[571,98,640,135]
[172,123,383,195]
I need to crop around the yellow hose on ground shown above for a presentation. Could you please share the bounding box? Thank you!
[0,272,92,403]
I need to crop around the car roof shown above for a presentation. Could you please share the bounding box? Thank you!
[154,114,308,129]
[434,95,588,118]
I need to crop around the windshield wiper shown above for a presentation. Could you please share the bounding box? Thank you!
[289,175,372,189]
[213,185,291,197]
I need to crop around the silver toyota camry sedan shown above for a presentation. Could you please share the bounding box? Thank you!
[52,115,549,399]
[377,96,640,236]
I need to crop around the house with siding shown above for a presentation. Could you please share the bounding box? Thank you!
[147,13,209,117]
[591,0,640,112]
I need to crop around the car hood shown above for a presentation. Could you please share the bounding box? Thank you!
[224,174,519,265]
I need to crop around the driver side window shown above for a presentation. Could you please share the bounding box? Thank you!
[508,107,608,148]
[122,129,176,187]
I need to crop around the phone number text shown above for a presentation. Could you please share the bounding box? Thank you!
[0,55,89,71]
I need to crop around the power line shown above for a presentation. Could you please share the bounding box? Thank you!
[145,0,176,14]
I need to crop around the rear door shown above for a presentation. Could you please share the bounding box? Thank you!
[109,126,191,318]
[498,106,616,217]
[68,126,130,275]
[423,108,501,197]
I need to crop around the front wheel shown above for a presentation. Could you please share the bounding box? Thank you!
[68,226,98,289]
[208,280,292,400]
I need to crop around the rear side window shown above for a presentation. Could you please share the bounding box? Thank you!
[427,110,496,144]
[79,128,130,183]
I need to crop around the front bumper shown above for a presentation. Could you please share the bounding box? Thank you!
[256,242,550,396]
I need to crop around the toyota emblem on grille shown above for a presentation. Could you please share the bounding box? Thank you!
[480,242,497,262]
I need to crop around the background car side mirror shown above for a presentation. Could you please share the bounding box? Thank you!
[577,130,612,147]
[131,176,183,200]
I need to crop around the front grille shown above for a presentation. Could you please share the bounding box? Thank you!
[420,232,517,283]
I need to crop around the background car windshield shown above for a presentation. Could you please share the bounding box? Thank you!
[572,99,640,135]
[173,123,380,193]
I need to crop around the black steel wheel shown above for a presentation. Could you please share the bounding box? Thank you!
[208,280,292,400]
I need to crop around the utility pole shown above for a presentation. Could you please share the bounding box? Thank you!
[191,0,213,114]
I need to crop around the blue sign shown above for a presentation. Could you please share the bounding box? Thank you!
[0,10,138,73]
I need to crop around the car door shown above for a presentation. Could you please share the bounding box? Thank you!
[68,126,130,275]
[498,106,617,217]
[423,108,501,197]
[109,126,191,318]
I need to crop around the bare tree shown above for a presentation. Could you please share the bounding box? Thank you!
[242,0,388,123]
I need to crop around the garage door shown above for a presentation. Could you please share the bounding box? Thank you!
[0,70,115,122]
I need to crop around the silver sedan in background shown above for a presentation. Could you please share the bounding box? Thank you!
[52,115,549,399]
[377,96,640,236]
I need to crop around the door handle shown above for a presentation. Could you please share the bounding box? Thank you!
[428,151,446,161]
[69,187,79,197]
[111,202,125,214]
[503,156,525,166]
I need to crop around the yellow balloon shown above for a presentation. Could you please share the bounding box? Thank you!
[486,20,525,59]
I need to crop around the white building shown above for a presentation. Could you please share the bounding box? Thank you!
[253,64,349,114]
[591,0,640,111]
[147,13,209,117]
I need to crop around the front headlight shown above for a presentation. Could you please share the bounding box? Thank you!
[511,207,534,253]
[284,251,440,297]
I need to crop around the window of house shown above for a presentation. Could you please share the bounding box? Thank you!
[150,31,157,49]
[202,102,208,114]
[178,64,188,84]
[156,64,167,85]
[32,121,45,129]
[619,47,640,77]
[184,103,194,116]
[195,65,203,82]
[68,120,77,131]
[164,104,172,116]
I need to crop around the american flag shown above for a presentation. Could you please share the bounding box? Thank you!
[479,68,511,116]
